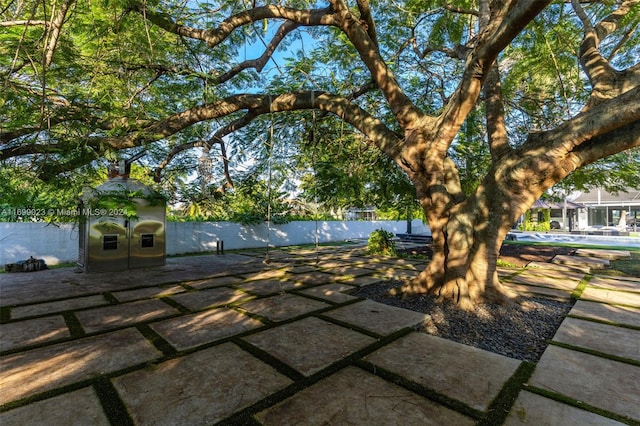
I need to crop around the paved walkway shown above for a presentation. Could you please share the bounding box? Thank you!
[1,245,638,425]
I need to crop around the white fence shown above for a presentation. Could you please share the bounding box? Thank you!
[0,219,428,266]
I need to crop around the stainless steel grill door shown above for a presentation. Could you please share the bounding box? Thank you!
[87,217,128,272]
[128,200,166,268]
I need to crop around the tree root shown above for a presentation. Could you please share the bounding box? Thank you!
[391,271,523,312]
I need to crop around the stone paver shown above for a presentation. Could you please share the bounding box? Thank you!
[298,283,358,303]
[0,387,111,426]
[0,328,161,405]
[75,299,179,333]
[111,285,185,302]
[238,293,329,322]
[552,254,609,270]
[150,307,263,351]
[580,287,640,307]
[575,248,631,260]
[290,271,340,285]
[325,266,378,278]
[236,279,307,295]
[167,287,249,310]
[113,342,292,425]
[508,269,584,289]
[529,345,640,421]
[0,279,101,306]
[521,267,585,280]
[502,282,573,300]
[567,255,611,270]
[322,299,429,336]
[0,315,69,352]
[242,317,376,376]
[184,275,244,289]
[587,275,640,292]
[10,294,109,319]
[552,317,640,362]
[569,300,640,327]
[314,260,351,269]
[339,275,385,286]
[526,261,583,271]
[256,366,475,426]
[241,268,290,282]
[365,332,521,412]
[505,390,626,426]
[285,264,320,274]
[374,267,420,281]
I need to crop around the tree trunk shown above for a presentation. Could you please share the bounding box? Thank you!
[401,171,531,310]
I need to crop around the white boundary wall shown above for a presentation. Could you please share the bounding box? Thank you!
[1,219,428,266]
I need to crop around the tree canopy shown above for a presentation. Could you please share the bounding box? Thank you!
[2,0,639,306]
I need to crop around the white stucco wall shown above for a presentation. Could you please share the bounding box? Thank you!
[1,219,428,266]
[0,222,82,267]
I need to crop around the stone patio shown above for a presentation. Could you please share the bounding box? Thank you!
[1,244,638,425]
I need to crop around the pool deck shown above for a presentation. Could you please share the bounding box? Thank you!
[1,245,639,425]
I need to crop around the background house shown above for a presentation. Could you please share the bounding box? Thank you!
[572,188,640,230]
[528,199,584,231]
[520,188,640,232]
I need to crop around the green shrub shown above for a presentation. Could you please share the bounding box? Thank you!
[519,209,551,231]
[367,229,397,256]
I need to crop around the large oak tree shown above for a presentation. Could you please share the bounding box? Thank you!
[2,0,639,307]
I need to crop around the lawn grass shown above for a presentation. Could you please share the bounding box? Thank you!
[599,251,640,277]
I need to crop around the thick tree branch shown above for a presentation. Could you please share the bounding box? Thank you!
[572,119,640,167]
[356,0,378,49]
[4,92,402,177]
[519,85,640,166]
[435,0,551,144]
[129,3,336,49]
[484,63,512,161]
[573,0,640,107]
[494,87,640,214]
[330,0,422,130]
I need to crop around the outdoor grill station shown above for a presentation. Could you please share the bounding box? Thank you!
[77,155,166,272]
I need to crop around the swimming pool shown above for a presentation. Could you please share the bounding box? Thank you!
[507,231,640,248]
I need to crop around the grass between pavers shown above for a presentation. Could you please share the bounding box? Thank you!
[62,311,86,337]
[570,274,593,300]
[523,385,640,426]
[0,306,10,323]
[92,377,135,426]
[477,362,537,426]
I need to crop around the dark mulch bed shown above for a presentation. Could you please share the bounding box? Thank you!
[351,244,576,362]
